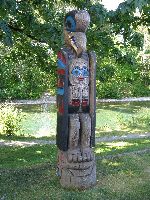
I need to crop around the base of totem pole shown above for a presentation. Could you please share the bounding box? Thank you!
[57,150,96,189]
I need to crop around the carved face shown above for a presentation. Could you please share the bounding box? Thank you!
[69,58,89,85]
[64,10,90,33]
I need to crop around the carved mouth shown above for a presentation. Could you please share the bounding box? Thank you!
[78,77,84,81]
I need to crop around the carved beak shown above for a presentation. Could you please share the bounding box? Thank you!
[68,33,83,57]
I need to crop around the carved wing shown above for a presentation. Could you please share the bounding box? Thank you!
[56,48,69,151]
[89,51,96,147]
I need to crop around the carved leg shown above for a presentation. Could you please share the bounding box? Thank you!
[68,114,80,149]
[80,113,93,161]
[57,113,96,188]
[67,114,82,162]
[80,113,91,147]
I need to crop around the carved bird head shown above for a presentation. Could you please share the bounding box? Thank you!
[64,10,90,56]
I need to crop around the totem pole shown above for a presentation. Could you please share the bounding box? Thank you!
[56,9,96,189]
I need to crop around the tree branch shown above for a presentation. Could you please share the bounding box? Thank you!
[8,24,47,43]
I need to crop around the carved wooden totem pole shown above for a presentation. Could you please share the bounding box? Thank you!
[56,9,96,189]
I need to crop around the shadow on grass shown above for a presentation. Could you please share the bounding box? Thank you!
[0,144,57,169]
[0,134,56,142]
[0,138,150,199]
[97,101,150,115]
[0,158,58,200]
[97,103,139,115]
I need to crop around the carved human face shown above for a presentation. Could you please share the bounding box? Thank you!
[69,58,89,85]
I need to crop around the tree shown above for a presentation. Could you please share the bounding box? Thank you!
[0,0,149,99]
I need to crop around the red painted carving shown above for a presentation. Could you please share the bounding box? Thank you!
[59,102,64,114]
[57,79,64,88]
[82,99,88,107]
[57,51,66,64]
[57,69,65,75]
[70,99,80,106]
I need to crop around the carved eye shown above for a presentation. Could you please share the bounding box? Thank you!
[65,16,76,32]
[72,67,80,77]
[82,66,89,77]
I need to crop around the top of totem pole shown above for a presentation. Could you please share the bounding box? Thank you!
[64,10,90,33]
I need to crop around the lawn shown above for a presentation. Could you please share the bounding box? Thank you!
[12,101,150,139]
[96,101,150,137]
[0,138,150,200]
[0,101,150,199]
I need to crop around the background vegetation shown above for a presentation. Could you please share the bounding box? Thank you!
[0,102,149,138]
[0,0,149,100]
[0,104,24,136]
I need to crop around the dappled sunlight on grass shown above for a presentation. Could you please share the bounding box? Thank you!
[36,150,42,154]
[106,141,134,148]
[34,127,56,138]
[19,111,56,137]
[101,159,121,167]
[141,139,150,144]
[95,146,111,154]
[95,138,150,157]
[95,141,134,154]
[108,161,121,167]
[17,158,27,163]
[0,151,150,200]
[0,137,150,199]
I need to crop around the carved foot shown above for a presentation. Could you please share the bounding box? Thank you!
[81,148,94,162]
[57,149,96,189]
[68,149,82,163]
[67,148,94,163]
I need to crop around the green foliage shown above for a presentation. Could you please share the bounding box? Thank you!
[0,20,13,46]
[0,0,149,99]
[0,42,55,99]
[129,32,144,49]
[0,104,24,136]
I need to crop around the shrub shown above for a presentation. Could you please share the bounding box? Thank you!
[0,104,24,136]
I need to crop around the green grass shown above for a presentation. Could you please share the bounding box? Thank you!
[0,145,57,169]
[17,104,57,138]
[0,102,150,199]
[11,101,149,139]
[0,138,150,200]
[96,101,150,137]
[0,134,52,142]
[95,138,150,157]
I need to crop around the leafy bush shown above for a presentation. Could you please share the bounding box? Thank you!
[0,104,24,136]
